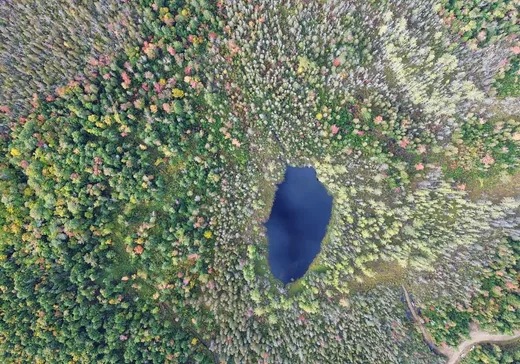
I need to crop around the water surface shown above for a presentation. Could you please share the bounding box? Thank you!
[265,166,333,284]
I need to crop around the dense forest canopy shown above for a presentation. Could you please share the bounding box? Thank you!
[0,0,519,363]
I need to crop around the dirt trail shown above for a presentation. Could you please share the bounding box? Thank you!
[447,329,520,364]
[401,285,456,359]
[401,285,520,364]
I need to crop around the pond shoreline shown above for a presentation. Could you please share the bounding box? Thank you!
[265,166,333,283]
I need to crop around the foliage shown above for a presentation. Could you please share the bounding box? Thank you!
[0,0,142,119]
[438,0,519,47]
[495,56,520,97]
[422,237,520,346]
[0,0,230,362]
[0,0,519,363]
[462,344,520,364]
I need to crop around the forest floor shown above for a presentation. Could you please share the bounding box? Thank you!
[466,171,520,202]
[402,285,520,364]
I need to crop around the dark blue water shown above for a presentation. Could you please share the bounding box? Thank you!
[265,166,333,284]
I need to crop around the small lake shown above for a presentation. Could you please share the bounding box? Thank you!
[265,166,333,284]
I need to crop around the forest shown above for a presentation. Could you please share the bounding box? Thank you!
[0,0,519,363]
